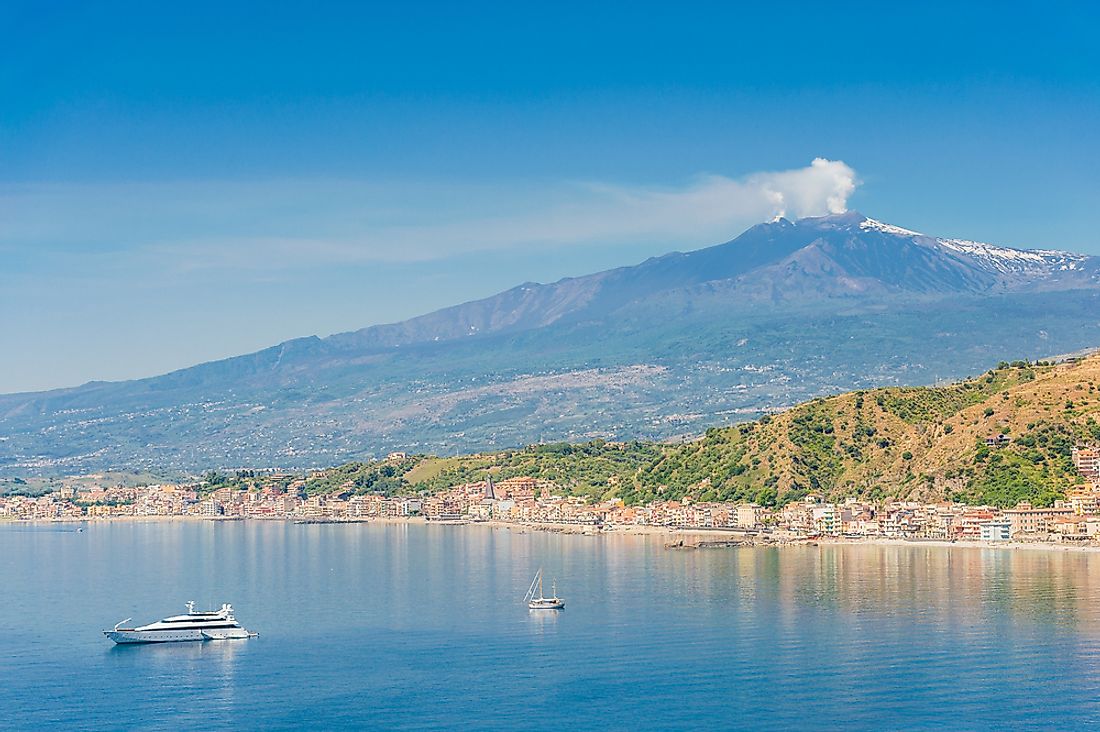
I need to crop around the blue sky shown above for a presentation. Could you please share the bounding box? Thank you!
[2,1,1099,392]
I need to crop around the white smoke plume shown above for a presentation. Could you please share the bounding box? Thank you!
[1,159,861,268]
[747,157,859,219]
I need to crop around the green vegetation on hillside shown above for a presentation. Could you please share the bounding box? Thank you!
[1,470,178,497]
[637,359,1100,507]
[301,457,423,496]
[192,356,1100,509]
[412,441,662,501]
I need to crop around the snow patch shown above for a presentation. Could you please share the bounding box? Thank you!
[936,238,1086,274]
[937,238,1049,262]
[859,218,923,237]
[857,215,1089,276]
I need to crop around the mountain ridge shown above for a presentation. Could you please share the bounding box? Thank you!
[246,211,1100,363]
[3,211,1100,476]
[7,211,1095,399]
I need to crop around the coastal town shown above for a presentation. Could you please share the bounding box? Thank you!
[5,445,1100,546]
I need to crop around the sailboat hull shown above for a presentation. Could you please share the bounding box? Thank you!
[528,599,565,610]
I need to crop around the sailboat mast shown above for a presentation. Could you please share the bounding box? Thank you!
[525,568,543,603]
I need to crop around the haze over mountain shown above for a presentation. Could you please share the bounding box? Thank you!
[3,212,1099,476]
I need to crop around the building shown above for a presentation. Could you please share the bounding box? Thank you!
[979,521,1011,542]
[1072,445,1100,483]
[496,477,538,501]
[811,505,840,536]
[199,498,223,517]
[300,496,326,518]
[1003,501,1073,537]
[958,509,999,539]
[735,504,763,529]
[1066,490,1099,516]
[1051,514,1091,542]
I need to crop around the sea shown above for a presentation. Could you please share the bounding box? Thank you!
[4,520,1100,730]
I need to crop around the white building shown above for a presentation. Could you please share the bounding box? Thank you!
[979,521,1011,542]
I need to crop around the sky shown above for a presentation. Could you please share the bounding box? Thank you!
[2,1,1099,393]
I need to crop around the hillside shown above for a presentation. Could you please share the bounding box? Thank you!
[291,354,1100,508]
[4,212,1100,476]
[638,355,1100,507]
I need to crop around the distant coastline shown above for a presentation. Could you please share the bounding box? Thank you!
[7,514,1100,554]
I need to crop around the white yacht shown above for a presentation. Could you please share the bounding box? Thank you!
[103,602,257,644]
[525,568,565,610]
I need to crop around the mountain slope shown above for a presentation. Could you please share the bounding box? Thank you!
[324,211,1100,348]
[2,212,1100,476]
[286,355,1100,509]
[629,355,1100,507]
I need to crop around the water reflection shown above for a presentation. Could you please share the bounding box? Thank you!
[527,608,562,633]
[106,639,246,714]
[9,522,1100,730]
[756,545,1100,631]
[107,638,245,663]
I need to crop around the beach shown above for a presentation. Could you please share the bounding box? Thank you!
[11,513,1100,554]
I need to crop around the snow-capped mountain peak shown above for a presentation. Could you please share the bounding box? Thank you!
[813,211,1089,276]
[782,211,1098,287]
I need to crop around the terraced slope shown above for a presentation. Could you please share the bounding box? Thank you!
[207,355,1100,508]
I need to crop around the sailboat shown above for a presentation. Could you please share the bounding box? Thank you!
[525,568,565,610]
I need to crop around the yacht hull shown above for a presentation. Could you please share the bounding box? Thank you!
[104,629,207,644]
[202,628,255,641]
[104,628,256,644]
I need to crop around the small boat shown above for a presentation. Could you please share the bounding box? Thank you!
[525,568,565,610]
[103,601,258,644]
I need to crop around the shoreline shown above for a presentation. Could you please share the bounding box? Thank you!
[815,536,1100,553]
[5,515,1100,553]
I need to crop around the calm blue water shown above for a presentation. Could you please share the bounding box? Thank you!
[4,521,1100,730]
